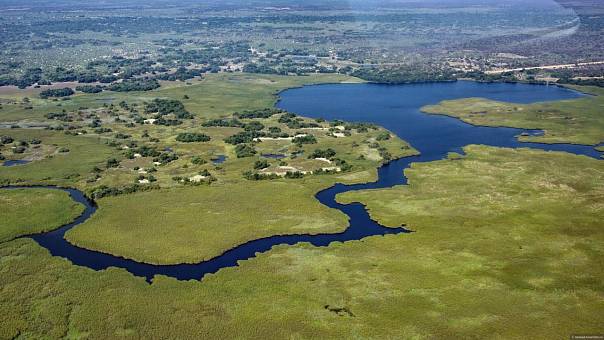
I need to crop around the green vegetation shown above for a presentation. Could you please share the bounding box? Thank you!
[106,79,160,92]
[39,87,74,99]
[46,113,412,263]
[7,65,601,338]
[352,65,457,84]
[2,144,603,339]
[225,131,261,145]
[0,129,115,187]
[145,98,192,118]
[0,188,84,242]
[0,74,364,190]
[89,184,160,200]
[234,144,257,158]
[560,77,604,87]
[0,73,404,205]
[422,86,604,145]
[202,118,244,128]
[3,72,413,265]
[76,85,104,94]
[309,148,337,159]
[0,73,358,123]
[333,145,604,337]
[66,182,348,264]
[292,134,317,146]
[175,133,211,143]
[1,1,603,337]
[253,159,270,170]
[235,108,283,120]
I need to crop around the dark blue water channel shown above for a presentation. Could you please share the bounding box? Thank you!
[4,81,602,282]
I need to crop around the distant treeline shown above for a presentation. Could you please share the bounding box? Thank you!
[1,56,209,89]
[351,65,457,84]
[558,77,604,87]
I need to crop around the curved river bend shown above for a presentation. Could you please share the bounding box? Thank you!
[5,81,602,282]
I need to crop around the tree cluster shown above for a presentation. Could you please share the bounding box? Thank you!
[176,133,211,143]
[40,87,74,99]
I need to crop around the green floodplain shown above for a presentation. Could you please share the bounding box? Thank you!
[0,188,84,243]
[0,74,603,338]
[422,85,604,145]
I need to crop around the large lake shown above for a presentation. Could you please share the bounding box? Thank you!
[277,81,595,160]
[11,81,602,282]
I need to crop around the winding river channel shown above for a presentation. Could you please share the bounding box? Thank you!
[5,81,603,282]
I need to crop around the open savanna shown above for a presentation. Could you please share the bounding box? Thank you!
[0,73,361,123]
[0,129,114,187]
[91,105,415,190]
[421,86,604,145]
[0,73,371,191]
[2,145,602,338]
[0,188,84,242]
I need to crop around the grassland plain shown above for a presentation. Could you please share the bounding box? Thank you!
[421,86,604,145]
[0,129,115,186]
[1,145,603,338]
[0,188,84,242]
[0,73,361,123]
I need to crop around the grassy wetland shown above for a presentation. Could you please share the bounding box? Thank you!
[422,86,604,145]
[1,146,603,338]
[1,73,604,338]
[64,182,349,264]
[0,188,84,242]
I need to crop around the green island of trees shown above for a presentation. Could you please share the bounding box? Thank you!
[39,87,74,99]
[106,79,160,92]
[176,133,211,143]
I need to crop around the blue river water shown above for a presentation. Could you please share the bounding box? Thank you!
[4,81,602,282]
